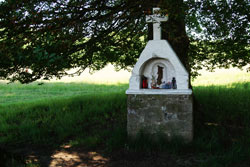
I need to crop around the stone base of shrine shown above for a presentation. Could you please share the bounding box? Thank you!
[126,91,193,142]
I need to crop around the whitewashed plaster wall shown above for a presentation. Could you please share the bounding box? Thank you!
[127,40,189,91]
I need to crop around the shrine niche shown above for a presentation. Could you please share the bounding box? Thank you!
[140,58,176,89]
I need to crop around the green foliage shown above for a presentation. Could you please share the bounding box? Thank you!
[0,0,249,82]
[0,0,146,83]
[186,0,250,77]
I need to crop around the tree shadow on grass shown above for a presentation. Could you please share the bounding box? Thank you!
[3,137,181,167]
[26,146,109,167]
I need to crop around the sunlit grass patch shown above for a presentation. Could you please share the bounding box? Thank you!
[192,68,250,86]
[0,82,128,107]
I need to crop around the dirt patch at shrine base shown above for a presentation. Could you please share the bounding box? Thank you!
[5,145,250,167]
[19,145,200,167]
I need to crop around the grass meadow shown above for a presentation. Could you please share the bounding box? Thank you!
[0,69,250,167]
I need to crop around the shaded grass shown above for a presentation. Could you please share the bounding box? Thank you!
[193,82,250,129]
[0,81,250,166]
[191,82,250,166]
[0,92,127,148]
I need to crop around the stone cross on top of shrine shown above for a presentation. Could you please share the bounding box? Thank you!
[146,8,168,40]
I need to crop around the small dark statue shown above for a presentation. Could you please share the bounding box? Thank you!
[172,77,177,89]
[157,65,164,85]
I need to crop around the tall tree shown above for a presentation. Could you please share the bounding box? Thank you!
[187,0,250,76]
[0,0,249,83]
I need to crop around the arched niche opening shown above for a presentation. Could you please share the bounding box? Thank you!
[139,58,176,89]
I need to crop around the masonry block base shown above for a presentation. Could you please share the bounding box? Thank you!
[127,94,193,142]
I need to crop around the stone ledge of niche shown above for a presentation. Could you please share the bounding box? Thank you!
[126,89,192,95]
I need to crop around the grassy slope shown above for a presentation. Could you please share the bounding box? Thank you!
[0,82,128,106]
[0,72,250,167]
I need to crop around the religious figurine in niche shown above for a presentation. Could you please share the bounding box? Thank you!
[151,75,157,89]
[157,65,163,85]
[142,75,148,89]
[172,77,177,89]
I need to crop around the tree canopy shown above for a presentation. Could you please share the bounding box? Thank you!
[0,0,249,83]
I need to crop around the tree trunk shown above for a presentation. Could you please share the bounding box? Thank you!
[162,1,189,70]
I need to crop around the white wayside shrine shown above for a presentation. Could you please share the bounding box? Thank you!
[126,8,193,142]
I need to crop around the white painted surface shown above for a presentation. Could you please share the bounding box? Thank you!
[146,8,168,40]
[127,40,189,92]
[126,89,192,95]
